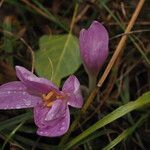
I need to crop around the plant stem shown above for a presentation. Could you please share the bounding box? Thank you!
[88,73,97,93]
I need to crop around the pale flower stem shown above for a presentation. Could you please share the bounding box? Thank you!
[80,85,89,99]
[88,74,97,93]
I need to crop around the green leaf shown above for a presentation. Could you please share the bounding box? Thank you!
[35,34,81,85]
[64,91,150,149]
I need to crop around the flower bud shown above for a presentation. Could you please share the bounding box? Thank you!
[79,21,109,77]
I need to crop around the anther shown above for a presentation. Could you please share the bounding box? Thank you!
[46,101,53,107]
[45,91,54,101]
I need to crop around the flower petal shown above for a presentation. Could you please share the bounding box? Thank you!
[34,103,50,129]
[45,99,67,121]
[62,75,83,108]
[34,100,66,129]
[37,106,70,137]
[15,66,58,94]
[0,81,41,109]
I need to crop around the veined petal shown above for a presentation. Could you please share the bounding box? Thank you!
[37,106,70,137]
[34,100,66,129]
[16,66,58,94]
[34,103,50,129]
[45,99,67,121]
[62,75,83,108]
[0,81,41,109]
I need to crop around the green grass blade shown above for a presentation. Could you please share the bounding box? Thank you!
[32,0,69,31]
[65,91,150,149]
[118,76,146,150]
[14,134,59,150]
[1,121,25,150]
[0,112,32,131]
[77,129,115,147]
[102,114,149,150]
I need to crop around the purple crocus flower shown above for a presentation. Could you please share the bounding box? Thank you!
[79,21,109,77]
[0,66,83,137]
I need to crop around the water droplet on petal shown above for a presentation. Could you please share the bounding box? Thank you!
[23,92,26,95]
[56,114,60,118]
[23,99,31,106]
[4,105,8,109]
[62,122,65,126]
[45,113,54,121]
[16,104,21,109]
[60,127,65,131]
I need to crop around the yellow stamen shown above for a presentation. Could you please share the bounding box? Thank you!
[45,91,54,101]
[42,90,68,107]
[42,94,46,99]
[56,96,60,99]
[46,101,53,107]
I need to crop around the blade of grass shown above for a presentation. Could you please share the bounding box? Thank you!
[1,121,25,150]
[102,113,149,150]
[6,0,69,31]
[119,76,146,150]
[6,125,36,134]
[20,0,68,31]
[0,132,26,150]
[5,0,29,12]
[2,16,15,65]
[77,129,115,147]
[32,0,68,31]
[64,91,150,149]
[14,134,59,150]
[0,111,32,131]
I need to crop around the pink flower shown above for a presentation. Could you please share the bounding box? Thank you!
[79,21,109,76]
[0,66,83,137]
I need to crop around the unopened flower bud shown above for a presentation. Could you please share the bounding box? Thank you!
[79,21,109,77]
